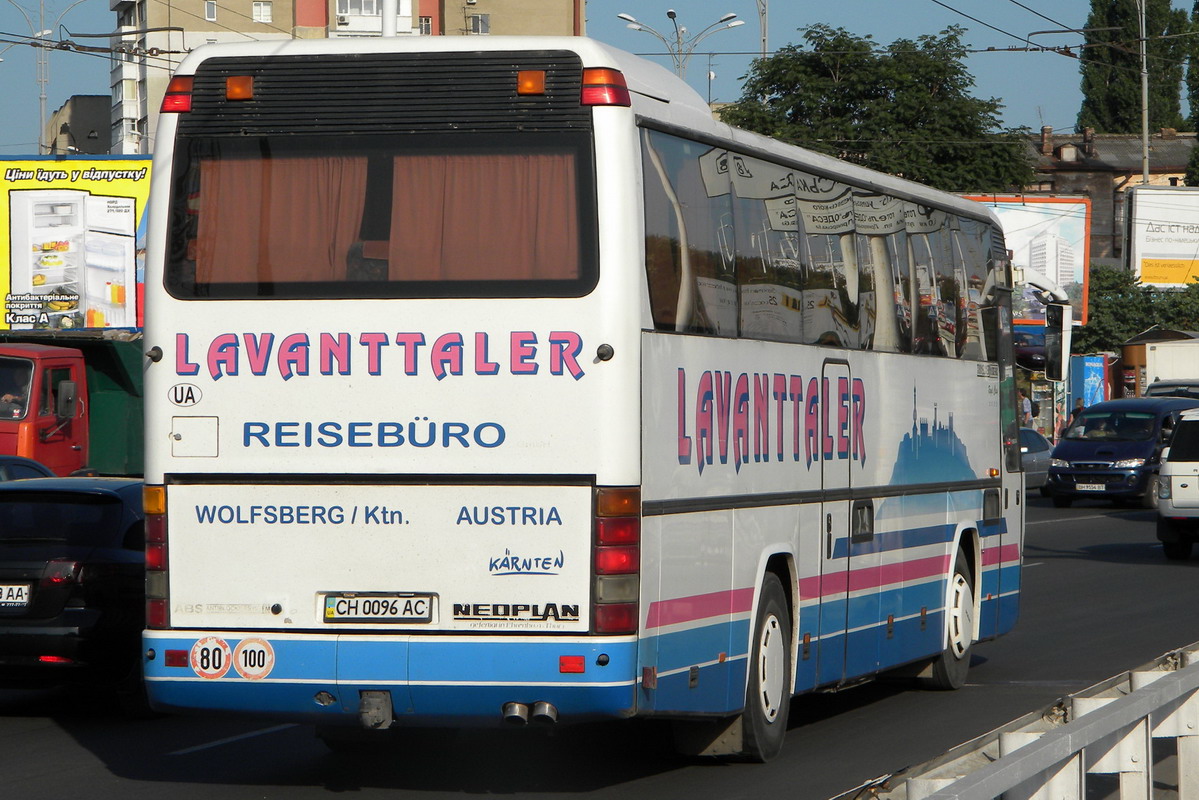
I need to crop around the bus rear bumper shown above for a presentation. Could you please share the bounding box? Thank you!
[142,630,640,725]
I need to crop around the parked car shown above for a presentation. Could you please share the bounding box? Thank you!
[0,455,54,481]
[1157,409,1199,559]
[1046,397,1199,508]
[1019,428,1052,494]
[0,477,145,710]
[1146,380,1199,400]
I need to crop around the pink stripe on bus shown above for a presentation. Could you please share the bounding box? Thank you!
[644,587,755,630]
[981,544,1019,566]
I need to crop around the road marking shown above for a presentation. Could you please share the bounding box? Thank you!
[1022,562,1043,567]
[170,723,297,755]
[1027,513,1111,526]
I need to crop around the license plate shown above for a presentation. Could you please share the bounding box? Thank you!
[323,593,434,623]
[0,584,30,608]
[1076,483,1105,492]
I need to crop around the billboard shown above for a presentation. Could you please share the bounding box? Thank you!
[965,195,1091,326]
[1125,185,1199,288]
[1,157,152,332]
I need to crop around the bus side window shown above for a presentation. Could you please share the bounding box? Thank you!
[640,130,734,336]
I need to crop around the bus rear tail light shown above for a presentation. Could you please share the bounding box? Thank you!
[517,70,546,95]
[581,68,631,107]
[161,77,194,113]
[144,485,169,629]
[592,486,639,634]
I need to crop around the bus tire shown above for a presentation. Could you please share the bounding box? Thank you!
[741,573,791,762]
[921,550,974,691]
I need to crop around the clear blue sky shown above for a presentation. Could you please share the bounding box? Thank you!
[0,0,1192,155]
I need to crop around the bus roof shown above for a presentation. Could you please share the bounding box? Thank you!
[170,35,1000,227]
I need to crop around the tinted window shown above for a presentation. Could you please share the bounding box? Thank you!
[7,464,49,480]
[1170,420,1199,461]
[639,129,1006,359]
[0,493,125,546]
[166,132,598,299]
[1019,429,1049,452]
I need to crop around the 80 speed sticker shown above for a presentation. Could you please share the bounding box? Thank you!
[190,636,276,680]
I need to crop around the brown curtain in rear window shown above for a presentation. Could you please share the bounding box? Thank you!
[387,153,579,281]
[195,156,368,283]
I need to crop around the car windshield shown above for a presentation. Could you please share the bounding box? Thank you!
[1170,421,1199,461]
[1063,410,1157,442]
[0,493,124,546]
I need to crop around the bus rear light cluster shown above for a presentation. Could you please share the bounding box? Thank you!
[592,486,639,634]
[160,77,194,113]
[581,68,631,107]
[144,485,169,629]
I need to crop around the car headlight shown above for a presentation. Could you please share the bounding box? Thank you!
[1112,458,1147,468]
[1051,458,1070,468]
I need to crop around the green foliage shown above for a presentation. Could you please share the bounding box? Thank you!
[718,25,1034,193]
[1074,265,1199,352]
[1185,141,1199,186]
[1078,0,1189,133]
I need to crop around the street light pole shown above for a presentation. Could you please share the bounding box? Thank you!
[5,0,90,153]
[1137,0,1149,184]
[616,9,744,81]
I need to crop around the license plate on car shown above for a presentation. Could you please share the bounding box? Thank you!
[323,593,434,623]
[0,584,30,608]
[1076,483,1105,492]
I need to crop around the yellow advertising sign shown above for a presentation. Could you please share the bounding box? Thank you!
[1140,258,1199,286]
[1,158,152,331]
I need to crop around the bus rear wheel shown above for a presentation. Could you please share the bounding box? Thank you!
[740,573,791,762]
[921,550,974,691]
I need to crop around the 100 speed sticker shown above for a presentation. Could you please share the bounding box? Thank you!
[190,636,276,680]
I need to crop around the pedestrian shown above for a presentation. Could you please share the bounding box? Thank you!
[1018,388,1032,426]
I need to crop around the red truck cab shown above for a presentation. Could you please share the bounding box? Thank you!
[0,344,87,476]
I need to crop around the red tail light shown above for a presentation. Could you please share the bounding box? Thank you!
[161,76,194,113]
[40,560,81,587]
[592,487,640,634]
[581,68,631,107]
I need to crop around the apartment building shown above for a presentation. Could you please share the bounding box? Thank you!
[108,0,583,154]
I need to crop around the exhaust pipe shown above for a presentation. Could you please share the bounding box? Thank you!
[502,702,529,725]
[530,701,558,725]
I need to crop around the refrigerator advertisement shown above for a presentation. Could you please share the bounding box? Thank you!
[964,195,1091,327]
[2,157,151,331]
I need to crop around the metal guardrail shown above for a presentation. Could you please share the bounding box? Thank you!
[835,642,1199,800]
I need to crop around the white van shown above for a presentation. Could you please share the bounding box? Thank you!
[1157,408,1199,559]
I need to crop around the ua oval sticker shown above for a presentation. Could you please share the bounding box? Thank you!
[169,383,202,407]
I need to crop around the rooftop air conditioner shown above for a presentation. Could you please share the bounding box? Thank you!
[337,15,347,24]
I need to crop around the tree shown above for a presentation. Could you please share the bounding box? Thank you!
[1189,1,1199,129]
[718,25,1034,193]
[1078,0,1188,133]
[1073,265,1199,353]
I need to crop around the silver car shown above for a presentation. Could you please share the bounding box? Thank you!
[1020,427,1052,495]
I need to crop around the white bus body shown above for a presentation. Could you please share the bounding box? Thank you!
[142,36,1024,760]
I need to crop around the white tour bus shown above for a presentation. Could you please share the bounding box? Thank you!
[141,36,1062,761]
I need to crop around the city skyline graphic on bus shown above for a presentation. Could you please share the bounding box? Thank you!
[881,387,976,518]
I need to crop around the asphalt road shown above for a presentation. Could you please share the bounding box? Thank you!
[4,494,1197,800]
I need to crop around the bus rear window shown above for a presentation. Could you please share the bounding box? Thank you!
[165,133,598,299]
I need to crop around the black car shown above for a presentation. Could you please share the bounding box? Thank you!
[1013,332,1046,372]
[0,477,145,708]
[0,455,55,481]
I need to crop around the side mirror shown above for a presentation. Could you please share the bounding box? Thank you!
[1043,303,1071,382]
[56,380,78,419]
